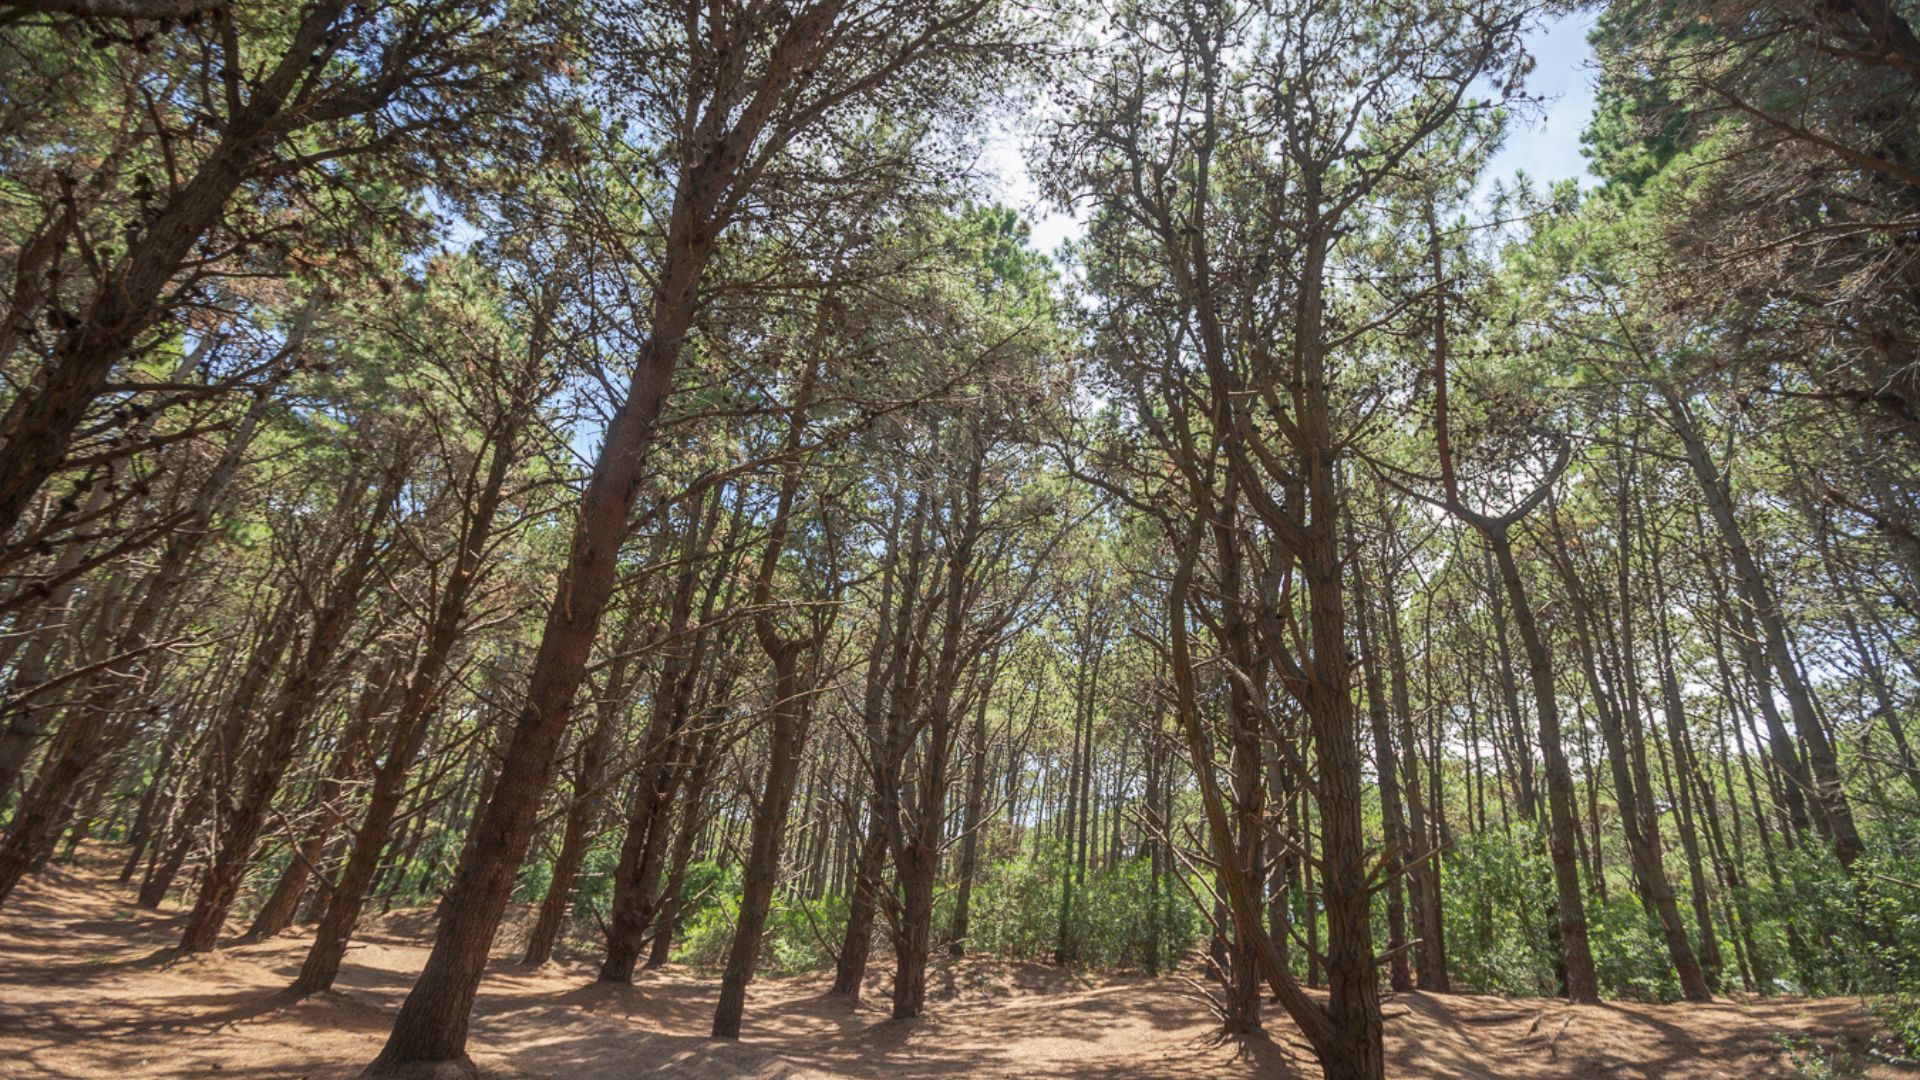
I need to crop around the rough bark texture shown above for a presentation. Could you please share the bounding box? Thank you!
[365,212,707,1075]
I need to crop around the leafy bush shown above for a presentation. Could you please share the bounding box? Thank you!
[951,845,1200,971]
[1586,891,1681,1002]
[1439,829,1559,996]
[768,894,847,973]
[675,888,741,969]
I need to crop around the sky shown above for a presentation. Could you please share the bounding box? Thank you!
[981,7,1603,258]
[1484,9,1603,195]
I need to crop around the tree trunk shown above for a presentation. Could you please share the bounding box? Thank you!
[946,661,998,958]
[599,495,726,982]
[1352,556,1410,992]
[1486,528,1599,1001]
[521,669,621,967]
[0,392,269,908]
[297,391,528,998]
[365,235,702,1071]
[178,466,400,952]
[245,673,386,940]
[647,728,722,969]
[710,645,812,1039]
[1661,387,1863,868]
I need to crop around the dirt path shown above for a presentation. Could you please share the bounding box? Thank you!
[0,857,1906,1079]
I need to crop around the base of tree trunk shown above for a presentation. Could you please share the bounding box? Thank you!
[359,1056,479,1080]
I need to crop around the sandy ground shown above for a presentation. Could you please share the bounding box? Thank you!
[0,854,1911,1079]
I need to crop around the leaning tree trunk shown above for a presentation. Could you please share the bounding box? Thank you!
[0,392,270,909]
[521,672,621,967]
[647,727,723,969]
[1555,543,1710,1002]
[832,810,891,999]
[1662,387,1862,868]
[710,644,812,1039]
[946,672,997,958]
[141,594,298,909]
[177,466,399,953]
[295,395,528,996]
[0,1,348,539]
[599,496,725,982]
[1486,528,1599,1002]
[364,157,726,1069]
[244,670,389,941]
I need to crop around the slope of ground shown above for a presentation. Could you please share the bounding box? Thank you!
[0,854,1909,1079]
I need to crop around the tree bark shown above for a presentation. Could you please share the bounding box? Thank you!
[365,195,712,1073]
[0,1,348,537]
[520,660,623,967]
[244,678,386,940]
[1352,554,1410,993]
[296,388,529,997]
[178,464,400,952]
[1486,528,1599,1002]
[1661,387,1862,868]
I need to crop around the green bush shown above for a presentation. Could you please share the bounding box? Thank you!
[1587,891,1681,1002]
[952,845,1200,971]
[1438,829,1558,996]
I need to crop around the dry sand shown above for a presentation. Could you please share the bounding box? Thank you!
[1,854,1910,1079]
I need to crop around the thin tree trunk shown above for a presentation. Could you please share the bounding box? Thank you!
[244,677,386,940]
[1486,528,1599,1001]
[647,727,723,969]
[296,386,530,997]
[947,654,1000,957]
[178,465,401,952]
[521,661,623,967]
[1661,388,1862,867]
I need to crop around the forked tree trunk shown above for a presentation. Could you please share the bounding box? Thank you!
[893,448,985,1021]
[712,355,823,1040]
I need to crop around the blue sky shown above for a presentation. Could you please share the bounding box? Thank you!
[988,7,1602,254]
[1483,8,1602,194]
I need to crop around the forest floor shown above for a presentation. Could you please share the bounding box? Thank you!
[1,852,1913,1079]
